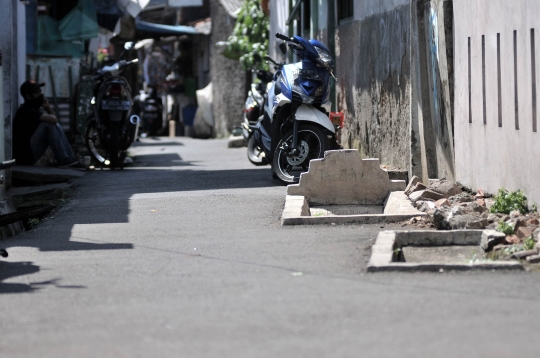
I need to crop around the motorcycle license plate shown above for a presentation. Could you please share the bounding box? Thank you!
[101,100,131,110]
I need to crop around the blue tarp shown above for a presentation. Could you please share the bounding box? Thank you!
[59,0,99,41]
[136,20,199,36]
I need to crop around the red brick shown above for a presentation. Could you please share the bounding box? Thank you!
[516,226,535,239]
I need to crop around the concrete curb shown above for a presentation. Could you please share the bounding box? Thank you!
[281,192,425,226]
[367,230,524,272]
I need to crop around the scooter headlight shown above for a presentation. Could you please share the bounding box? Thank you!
[315,47,334,68]
[292,84,315,104]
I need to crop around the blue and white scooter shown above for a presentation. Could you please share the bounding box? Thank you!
[252,33,340,183]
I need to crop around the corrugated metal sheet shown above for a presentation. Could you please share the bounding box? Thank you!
[218,0,242,18]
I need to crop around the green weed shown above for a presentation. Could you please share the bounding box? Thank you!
[496,220,515,235]
[392,248,402,261]
[524,236,536,251]
[27,218,40,229]
[490,189,529,215]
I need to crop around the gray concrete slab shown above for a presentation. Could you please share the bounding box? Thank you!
[11,165,85,185]
[8,182,74,209]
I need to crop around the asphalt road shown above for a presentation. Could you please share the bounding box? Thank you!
[1,137,539,358]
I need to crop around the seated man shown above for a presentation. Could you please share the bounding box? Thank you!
[13,80,86,170]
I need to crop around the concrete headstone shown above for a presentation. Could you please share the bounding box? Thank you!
[287,150,406,205]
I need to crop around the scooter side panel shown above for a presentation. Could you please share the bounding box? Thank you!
[254,121,272,154]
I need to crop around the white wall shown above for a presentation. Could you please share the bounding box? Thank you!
[454,0,540,204]
[269,0,288,63]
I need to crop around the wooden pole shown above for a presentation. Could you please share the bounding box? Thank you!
[48,66,58,112]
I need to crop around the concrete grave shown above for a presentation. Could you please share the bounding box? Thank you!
[281,150,421,226]
[281,192,425,226]
[287,150,406,205]
[367,230,523,272]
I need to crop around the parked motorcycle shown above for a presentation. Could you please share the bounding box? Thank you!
[85,46,140,169]
[242,59,275,166]
[251,33,340,183]
[133,86,163,137]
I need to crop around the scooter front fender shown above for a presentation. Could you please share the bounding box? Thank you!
[295,105,335,133]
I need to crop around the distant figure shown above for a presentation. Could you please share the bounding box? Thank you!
[143,47,170,93]
[12,80,86,170]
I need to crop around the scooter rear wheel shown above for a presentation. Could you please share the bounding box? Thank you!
[272,124,330,184]
[85,117,108,166]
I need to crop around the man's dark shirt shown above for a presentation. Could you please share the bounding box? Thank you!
[13,105,42,165]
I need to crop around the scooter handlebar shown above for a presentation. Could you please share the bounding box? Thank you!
[275,33,305,51]
[275,33,290,41]
[264,55,278,65]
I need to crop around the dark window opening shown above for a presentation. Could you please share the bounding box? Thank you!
[303,0,311,34]
[514,30,520,130]
[337,0,354,22]
[468,37,472,123]
[531,29,537,132]
[482,35,486,125]
[497,33,502,127]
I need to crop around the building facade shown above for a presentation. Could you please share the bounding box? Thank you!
[454,0,540,204]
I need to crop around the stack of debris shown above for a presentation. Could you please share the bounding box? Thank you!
[404,176,540,266]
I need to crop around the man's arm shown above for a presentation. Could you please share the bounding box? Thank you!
[39,97,58,124]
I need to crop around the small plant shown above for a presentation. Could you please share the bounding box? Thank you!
[524,236,536,251]
[496,220,515,235]
[392,248,402,261]
[312,212,326,217]
[27,218,40,229]
[503,246,524,255]
[532,203,538,213]
[490,188,529,215]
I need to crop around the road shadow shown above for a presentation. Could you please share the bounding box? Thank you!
[0,260,40,293]
[0,259,87,294]
[130,153,200,168]
[1,146,281,266]
[131,140,185,147]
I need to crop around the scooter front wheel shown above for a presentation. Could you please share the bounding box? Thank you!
[247,136,269,166]
[272,124,330,184]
